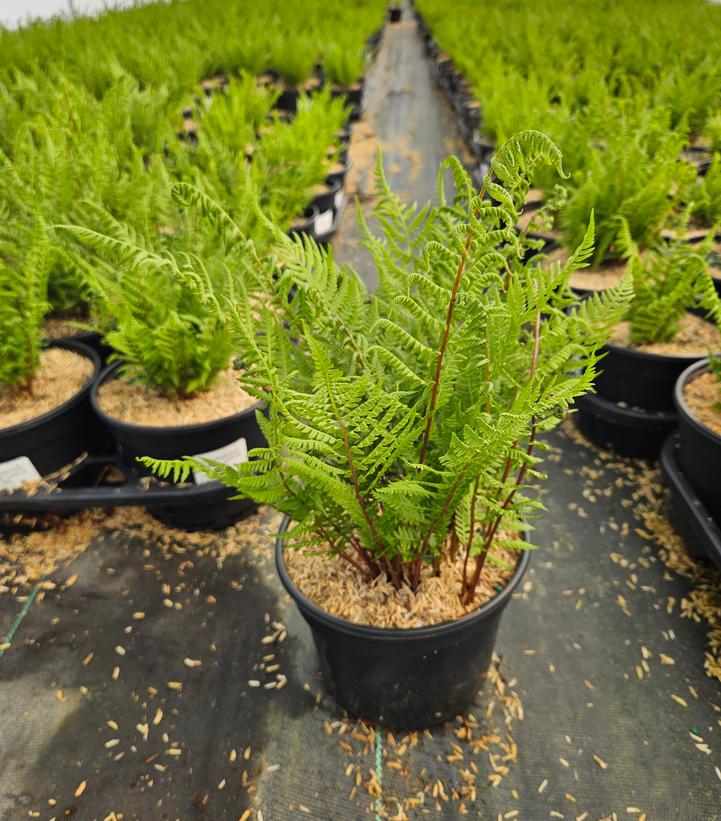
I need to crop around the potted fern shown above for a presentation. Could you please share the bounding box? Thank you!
[686,154,721,295]
[576,238,721,455]
[148,132,631,726]
[0,218,101,490]
[557,110,693,294]
[266,36,320,114]
[323,34,367,120]
[57,201,265,527]
[673,344,721,529]
[669,254,721,531]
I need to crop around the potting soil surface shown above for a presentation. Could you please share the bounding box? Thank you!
[2,7,721,820]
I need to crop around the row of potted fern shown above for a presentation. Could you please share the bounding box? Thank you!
[1,126,641,726]
[413,0,721,563]
[0,1,386,513]
[0,0,386,101]
[415,0,721,294]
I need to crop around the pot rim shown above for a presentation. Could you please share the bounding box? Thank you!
[603,339,712,365]
[0,339,100,440]
[601,307,720,364]
[275,515,531,642]
[312,177,342,199]
[576,390,677,425]
[674,358,721,445]
[90,361,262,437]
[289,202,320,231]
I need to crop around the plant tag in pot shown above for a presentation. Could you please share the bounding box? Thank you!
[315,209,334,237]
[192,437,248,485]
[334,190,345,210]
[0,455,41,490]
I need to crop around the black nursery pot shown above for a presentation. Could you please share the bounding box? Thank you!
[331,82,364,119]
[575,319,717,457]
[46,327,113,366]
[274,86,300,114]
[276,517,530,729]
[0,340,102,481]
[573,392,677,458]
[311,178,342,217]
[288,204,319,240]
[91,363,266,529]
[326,160,350,188]
[674,360,721,523]
[389,6,402,22]
[69,331,112,365]
[594,339,707,412]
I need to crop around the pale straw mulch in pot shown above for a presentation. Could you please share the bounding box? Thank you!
[682,371,721,438]
[610,312,721,357]
[285,538,520,629]
[1,348,94,430]
[97,366,258,427]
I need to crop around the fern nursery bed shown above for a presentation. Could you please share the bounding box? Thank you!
[2,1,721,820]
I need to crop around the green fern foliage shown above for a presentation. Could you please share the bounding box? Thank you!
[709,355,721,389]
[0,211,52,390]
[560,108,693,265]
[691,153,721,227]
[57,214,238,397]
[145,132,632,598]
[625,238,721,346]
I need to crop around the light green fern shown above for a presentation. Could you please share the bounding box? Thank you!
[626,238,720,346]
[144,133,632,601]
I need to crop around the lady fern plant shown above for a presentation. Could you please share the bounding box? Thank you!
[624,236,721,347]
[691,153,721,227]
[57,207,238,398]
[145,132,632,603]
[560,106,693,265]
[0,212,52,392]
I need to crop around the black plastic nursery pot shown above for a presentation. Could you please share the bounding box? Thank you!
[703,249,721,297]
[0,340,103,488]
[69,330,112,364]
[288,204,319,240]
[328,143,349,166]
[433,55,458,96]
[275,517,531,729]
[325,159,350,188]
[573,332,710,456]
[330,82,364,120]
[389,6,402,23]
[91,363,266,529]
[682,146,713,176]
[470,134,495,163]
[573,392,677,458]
[593,337,708,412]
[660,434,721,568]
[673,360,721,525]
[460,99,481,137]
[274,86,300,114]
[311,179,343,240]
[336,126,352,148]
[366,26,384,54]
[45,327,113,366]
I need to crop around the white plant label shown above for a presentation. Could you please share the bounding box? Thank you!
[0,455,41,490]
[315,209,334,237]
[334,189,345,210]
[192,437,248,485]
